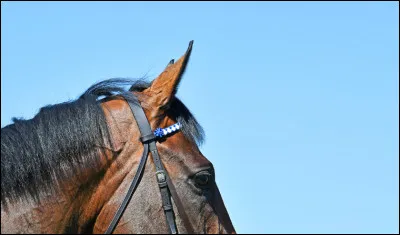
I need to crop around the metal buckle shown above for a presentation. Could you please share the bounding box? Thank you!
[156,170,167,187]
[163,204,173,211]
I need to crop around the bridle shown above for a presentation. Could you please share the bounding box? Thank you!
[104,92,194,234]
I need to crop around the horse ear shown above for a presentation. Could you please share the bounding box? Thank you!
[144,41,193,108]
[166,59,175,69]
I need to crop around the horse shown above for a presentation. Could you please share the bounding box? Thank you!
[1,41,236,234]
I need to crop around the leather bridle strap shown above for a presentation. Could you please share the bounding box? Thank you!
[149,141,177,234]
[105,92,194,234]
[163,166,195,234]
[104,143,149,234]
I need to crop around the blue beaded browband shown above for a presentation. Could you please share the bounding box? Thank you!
[153,122,182,139]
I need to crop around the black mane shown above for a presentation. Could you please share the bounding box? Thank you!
[1,78,204,207]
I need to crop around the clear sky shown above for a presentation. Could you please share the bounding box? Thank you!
[1,2,398,234]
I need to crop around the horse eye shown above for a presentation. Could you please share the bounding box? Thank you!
[194,171,212,187]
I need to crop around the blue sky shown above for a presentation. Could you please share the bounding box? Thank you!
[1,2,398,233]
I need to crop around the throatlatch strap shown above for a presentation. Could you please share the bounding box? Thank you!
[105,144,149,234]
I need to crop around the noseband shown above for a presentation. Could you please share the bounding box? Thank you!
[105,92,194,234]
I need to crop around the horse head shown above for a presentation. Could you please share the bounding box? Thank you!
[1,41,236,234]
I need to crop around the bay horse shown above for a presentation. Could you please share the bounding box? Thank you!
[1,41,236,234]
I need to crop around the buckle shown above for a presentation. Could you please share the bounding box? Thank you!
[156,170,167,187]
[163,204,172,211]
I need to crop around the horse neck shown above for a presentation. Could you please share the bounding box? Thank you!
[1,99,141,234]
[61,99,144,232]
